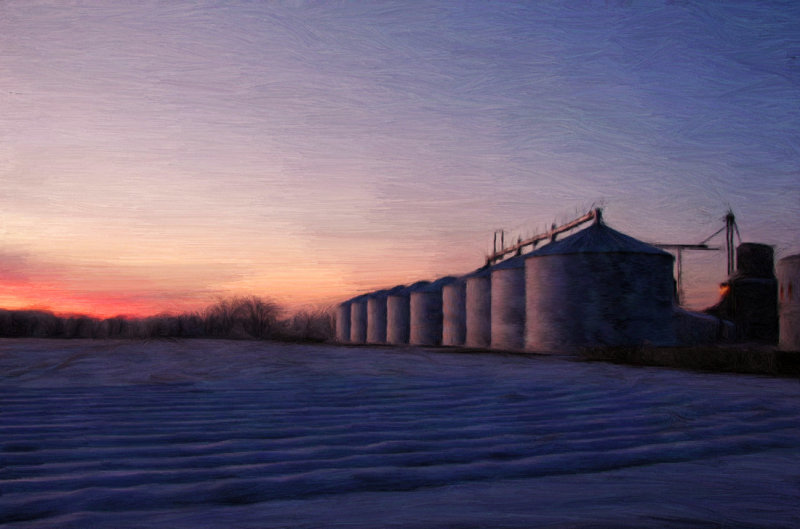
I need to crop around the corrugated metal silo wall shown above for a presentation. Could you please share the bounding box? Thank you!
[367,294,388,344]
[335,303,351,343]
[442,280,466,346]
[349,298,367,344]
[465,275,491,348]
[490,265,526,351]
[778,254,800,351]
[410,290,444,346]
[525,253,676,352]
[386,295,411,344]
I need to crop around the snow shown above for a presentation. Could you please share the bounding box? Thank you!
[1,339,799,528]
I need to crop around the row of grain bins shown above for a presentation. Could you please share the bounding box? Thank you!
[336,216,681,353]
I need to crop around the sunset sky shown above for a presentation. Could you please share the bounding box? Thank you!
[1,1,798,317]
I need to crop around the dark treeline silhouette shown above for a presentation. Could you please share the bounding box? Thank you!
[0,296,334,342]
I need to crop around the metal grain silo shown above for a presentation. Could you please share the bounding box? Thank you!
[335,301,351,343]
[706,242,778,343]
[465,267,492,348]
[367,286,405,344]
[778,254,800,351]
[524,220,676,352]
[349,295,368,344]
[386,281,430,345]
[410,277,457,346]
[442,278,466,346]
[490,256,526,351]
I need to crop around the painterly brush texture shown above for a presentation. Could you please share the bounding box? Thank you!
[1,340,799,528]
[1,1,798,315]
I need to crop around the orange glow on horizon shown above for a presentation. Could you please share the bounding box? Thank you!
[0,274,349,319]
[0,279,205,319]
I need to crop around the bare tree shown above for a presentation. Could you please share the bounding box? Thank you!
[233,296,281,339]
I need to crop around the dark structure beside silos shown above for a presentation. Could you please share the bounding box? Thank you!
[673,306,734,346]
[410,277,457,346]
[386,281,430,345]
[524,220,676,352]
[335,301,351,343]
[706,243,778,343]
[465,267,492,348]
[777,254,800,351]
[490,255,526,351]
[442,278,467,346]
[349,295,368,344]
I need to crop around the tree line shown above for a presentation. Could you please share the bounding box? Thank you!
[0,296,333,342]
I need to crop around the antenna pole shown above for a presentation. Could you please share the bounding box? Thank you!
[725,210,736,276]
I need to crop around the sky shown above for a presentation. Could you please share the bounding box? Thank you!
[1,0,798,317]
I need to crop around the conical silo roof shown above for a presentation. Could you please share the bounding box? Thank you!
[492,254,526,270]
[464,266,492,279]
[419,276,458,292]
[527,221,670,257]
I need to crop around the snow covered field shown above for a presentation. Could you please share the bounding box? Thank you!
[1,339,799,528]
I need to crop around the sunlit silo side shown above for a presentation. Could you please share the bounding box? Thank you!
[335,302,351,343]
[386,281,430,345]
[367,286,405,344]
[349,295,368,344]
[366,290,388,344]
[490,256,526,351]
[442,278,466,346]
[524,221,676,352]
[465,268,492,348]
[778,254,800,351]
[410,277,457,346]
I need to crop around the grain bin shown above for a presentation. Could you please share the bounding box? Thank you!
[524,221,676,352]
[367,286,405,344]
[490,256,526,351]
[737,243,775,278]
[442,278,467,346]
[731,243,778,343]
[335,301,351,343]
[465,267,492,348]
[410,277,457,346]
[386,281,430,345]
[707,243,778,343]
[778,254,800,351]
[349,295,368,344]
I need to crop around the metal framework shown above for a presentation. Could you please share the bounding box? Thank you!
[486,207,739,306]
[655,209,739,304]
[486,208,602,266]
